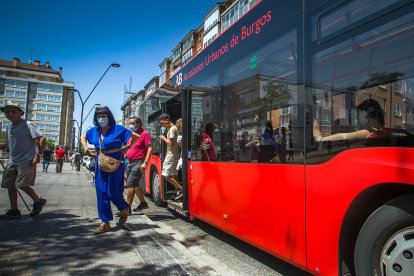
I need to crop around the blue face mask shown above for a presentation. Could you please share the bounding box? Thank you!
[128,124,137,132]
[98,118,109,127]
[161,127,166,134]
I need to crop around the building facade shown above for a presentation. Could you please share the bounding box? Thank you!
[0,58,75,147]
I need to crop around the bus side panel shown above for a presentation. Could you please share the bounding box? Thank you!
[188,162,307,269]
[305,148,414,275]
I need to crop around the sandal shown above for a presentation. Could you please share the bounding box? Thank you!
[118,208,129,225]
[94,222,110,234]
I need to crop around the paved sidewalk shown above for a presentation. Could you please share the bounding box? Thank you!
[0,163,212,276]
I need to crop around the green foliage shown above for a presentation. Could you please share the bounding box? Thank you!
[45,139,55,150]
[262,81,292,108]
[360,71,404,89]
[253,81,293,120]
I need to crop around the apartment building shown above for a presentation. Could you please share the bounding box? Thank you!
[181,30,199,66]
[159,58,171,86]
[203,3,224,49]
[221,0,260,33]
[121,91,142,126]
[0,58,75,147]
[122,0,260,126]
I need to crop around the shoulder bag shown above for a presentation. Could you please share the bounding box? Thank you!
[98,136,122,173]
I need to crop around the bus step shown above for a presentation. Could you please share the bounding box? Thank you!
[167,201,187,217]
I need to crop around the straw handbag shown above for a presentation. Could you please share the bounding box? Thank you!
[98,137,121,173]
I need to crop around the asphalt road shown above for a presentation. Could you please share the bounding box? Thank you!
[140,199,312,276]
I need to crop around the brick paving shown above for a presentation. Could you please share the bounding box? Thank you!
[0,163,211,276]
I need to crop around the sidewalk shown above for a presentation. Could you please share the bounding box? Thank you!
[0,163,211,276]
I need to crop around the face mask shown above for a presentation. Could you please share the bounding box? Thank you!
[214,128,219,133]
[128,124,137,132]
[98,118,108,127]
[161,127,166,134]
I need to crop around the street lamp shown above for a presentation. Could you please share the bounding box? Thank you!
[83,104,101,125]
[71,119,80,149]
[69,63,120,151]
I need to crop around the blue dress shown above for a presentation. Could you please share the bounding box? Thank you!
[86,124,132,222]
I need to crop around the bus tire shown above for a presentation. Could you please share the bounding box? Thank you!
[354,194,414,276]
[151,171,164,206]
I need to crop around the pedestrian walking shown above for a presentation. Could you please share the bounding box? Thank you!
[0,100,47,219]
[158,114,182,200]
[80,106,140,234]
[42,147,52,172]
[54,145,65,173]
[71,151,82,173]
[124,117,152,212]
[87,155,96,183]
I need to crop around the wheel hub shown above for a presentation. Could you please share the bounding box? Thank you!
[381,227,414,276]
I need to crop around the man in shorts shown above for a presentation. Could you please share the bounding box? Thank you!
[159,114,182,200]
[54,145,65,173]
[0,101,47,219]
[124,117,152,212]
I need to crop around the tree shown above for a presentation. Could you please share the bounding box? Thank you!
[254,81,292,120]
[360,71,404,89]
[45,139,55,150]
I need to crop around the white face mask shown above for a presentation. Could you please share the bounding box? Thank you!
[161,126,166,134]
[98,118,108,127]
[128,124,137,132]
[214,128,219,133]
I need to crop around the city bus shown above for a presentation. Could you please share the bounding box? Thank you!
[138,0,414,275]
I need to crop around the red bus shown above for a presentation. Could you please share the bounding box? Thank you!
[138,0,414,275]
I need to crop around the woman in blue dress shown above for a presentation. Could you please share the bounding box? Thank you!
[81,106,140,234]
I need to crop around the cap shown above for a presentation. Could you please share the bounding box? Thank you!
[0,100,24,115]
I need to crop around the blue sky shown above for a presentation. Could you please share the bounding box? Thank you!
[1,0,218,131]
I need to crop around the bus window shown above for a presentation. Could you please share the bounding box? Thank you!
[307,5,414,164]
[220,27,303,164]
[318,0,402,42]
[190,88,221,161]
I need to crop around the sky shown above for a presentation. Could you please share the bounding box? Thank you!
[1,0,218,133]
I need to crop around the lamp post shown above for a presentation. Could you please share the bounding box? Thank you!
[71,119,80,150]
[69,63,120,151]
[83,103,101,125]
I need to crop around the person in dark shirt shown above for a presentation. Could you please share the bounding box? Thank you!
[42,147,52,173]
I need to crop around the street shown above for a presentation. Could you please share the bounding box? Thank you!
[0,163,311,276]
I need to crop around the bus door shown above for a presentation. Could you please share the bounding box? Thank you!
[159,92,190,214]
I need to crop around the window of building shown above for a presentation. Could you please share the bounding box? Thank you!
[183,35,193,49]
[15,91,27,98]
[37,83,63,93]
[5,79,28,89]
[5,90,15,97]
[221,0,258,32]
[182,49,193,65]
[394,103,401,116]
[394,81,402,94]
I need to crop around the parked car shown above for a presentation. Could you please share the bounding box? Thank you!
[82,156,89,166]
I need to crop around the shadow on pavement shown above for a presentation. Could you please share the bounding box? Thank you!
[0,208,206,275]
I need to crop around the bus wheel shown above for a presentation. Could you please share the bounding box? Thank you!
[151,172,163,206]
[354,194,414,276]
